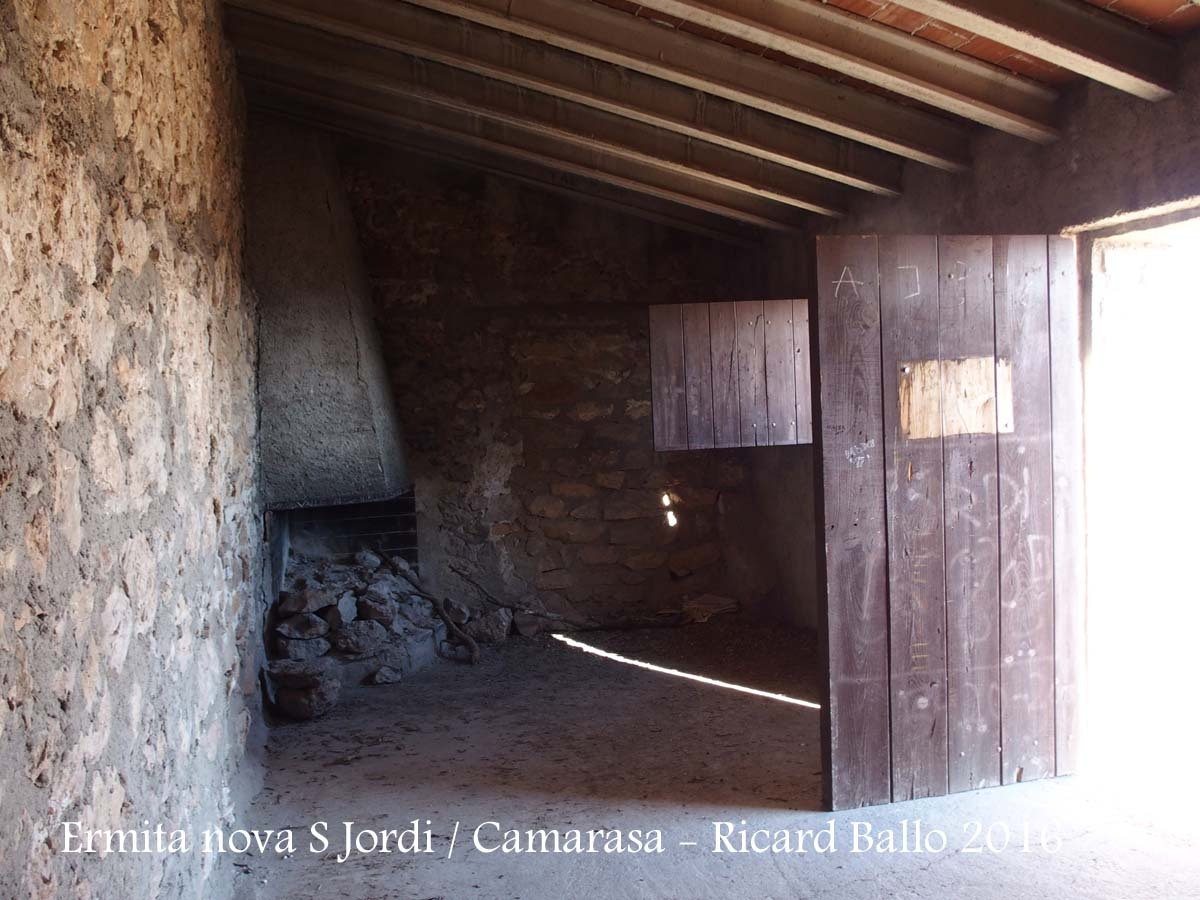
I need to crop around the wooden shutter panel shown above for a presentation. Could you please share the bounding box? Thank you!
[709,301,741,449]
[794,299,813,444]
[682,304,715,449]
[648,304,687,451]
[764,299,798,446]
[649,300,812,451]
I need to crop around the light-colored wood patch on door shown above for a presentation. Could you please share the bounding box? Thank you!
[899,356,1013,439]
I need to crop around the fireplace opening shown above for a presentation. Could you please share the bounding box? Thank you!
[288,491,419,571]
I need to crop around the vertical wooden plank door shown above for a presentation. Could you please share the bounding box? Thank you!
[939,235,1002,794]
[817,234,1085,809]
[879,235,948,802]
[994,236,1056,784]
[816,235,892,810]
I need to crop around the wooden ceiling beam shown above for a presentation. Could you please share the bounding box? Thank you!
[241,72,813,231]
[629,0,1059,141]
[895,0,1176,101]
[252,102,766,246]
[230,19,849,217]
[229,0,970,170]
[224,2,901,195]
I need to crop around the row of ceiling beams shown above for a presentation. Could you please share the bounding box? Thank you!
[226,0,1181,235]
[614,0,1060,140]
[250,87,772,245]
[898,0,1176,100]
[232,12,827,229]
[332,0,973,168]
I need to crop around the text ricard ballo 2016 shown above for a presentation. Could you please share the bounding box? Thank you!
[58,818,1062,861]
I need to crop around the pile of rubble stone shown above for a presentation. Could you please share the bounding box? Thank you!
[265,549,512,719]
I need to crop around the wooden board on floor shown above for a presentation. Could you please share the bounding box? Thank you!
[648,303,687,451]
[994,235,1056,785]
[682,303,715,450]
[938,234,1003,794]
[736,300,768,447]
[709,301,741,448]
[764,298,799,446]
[816,235,891,810]
[1048,236,1085,777]
[879,235,949,801]
[793,299,813,444]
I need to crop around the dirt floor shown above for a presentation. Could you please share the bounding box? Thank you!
[239,622,1200,899]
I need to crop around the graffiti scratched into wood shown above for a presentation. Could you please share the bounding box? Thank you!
[899,356,1014,439]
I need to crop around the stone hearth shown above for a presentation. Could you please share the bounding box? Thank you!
[266,550,511,719]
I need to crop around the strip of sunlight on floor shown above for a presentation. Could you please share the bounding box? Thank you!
[550,633,821,709]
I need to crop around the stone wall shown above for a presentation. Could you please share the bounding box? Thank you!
[340,144,789,627]
[0,2,262,898]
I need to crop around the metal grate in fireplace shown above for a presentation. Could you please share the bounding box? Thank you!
[287,490,418,569]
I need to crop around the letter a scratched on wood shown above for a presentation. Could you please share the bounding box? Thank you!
[834,266,863,299]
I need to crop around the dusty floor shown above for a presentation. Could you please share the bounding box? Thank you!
[241,623,1200,899]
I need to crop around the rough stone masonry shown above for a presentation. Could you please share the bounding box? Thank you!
[0,2,264,898]
[340,144,783,628]
[265,548,513,720]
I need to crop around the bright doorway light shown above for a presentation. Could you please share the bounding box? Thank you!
[1085,216,1200,825]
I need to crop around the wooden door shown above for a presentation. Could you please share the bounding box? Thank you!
[816,235,1085,810]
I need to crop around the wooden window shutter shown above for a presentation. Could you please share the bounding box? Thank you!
[648,300,812,451]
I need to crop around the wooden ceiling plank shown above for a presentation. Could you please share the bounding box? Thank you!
[895,0,1177,100]
[228,0,971,169]
[241,73,812,231]
[224,3,902,195]
[254,104,765,245]
[629,0,1060,141]
[231,22,849,216]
